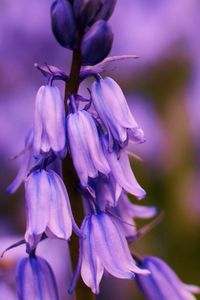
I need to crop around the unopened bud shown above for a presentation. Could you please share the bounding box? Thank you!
[73,0,102,28]
[51,0,77,49]
[81,20,113,66]
[96,0,117,20]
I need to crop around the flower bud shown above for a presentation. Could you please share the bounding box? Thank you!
[81,20,113,66]
[73,0,102,28]
[51,0,77,49]
[96,0,117,21]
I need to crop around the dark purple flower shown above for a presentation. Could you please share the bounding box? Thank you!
[91,77,145,145]
[66,109,110,187]
[33,85,66,157]
[80,212,149,294]
[51,0,77,49]
[73,0,102,28]
[81,20,113,66]
[25,169,80,250]
[95,0,117,21]
[16,255,59,300]
[136,256,200,300]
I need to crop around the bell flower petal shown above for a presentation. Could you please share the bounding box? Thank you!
[16,255,59,300]
[91,77,145,144]
[33,85,66,157]
[67,110,110,186]
[25,169,79,250]
[136,256,200,300]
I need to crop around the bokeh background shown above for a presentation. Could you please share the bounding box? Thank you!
[0,0,200,299]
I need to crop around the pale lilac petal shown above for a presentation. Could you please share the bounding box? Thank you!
[119,193,156,219]
[7,130,33,194]
[25,170,50,249]
[105,146,146,199]
[81,217,104,294]
[67,112,97,186]
[67,110,110,186]
[47,170,72,240]
[33,85,66,156]
[91,213,149,278]
[80,111,110,175]
[16,256,59,300]
[42,86,66,153]
[136,256,199,300]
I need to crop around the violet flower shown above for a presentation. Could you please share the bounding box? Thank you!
[66,109,110,187]
[136,256,200,300]
[102,136,146,200]
[114,192,157,238]
[25,169,80,250]
[79,212,149,294]
[16,255,59,300]
[33,85,66,157]
[6,129,33,194]
[91,77,145,146]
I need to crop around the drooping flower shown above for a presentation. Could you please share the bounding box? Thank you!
[33,85,66,157]
[91,77,145,146]
[25,169,80,250]
[136,256,200,300]
[80,212,149,294]
[66,109,110,187]
[102,135,146,200]
[16,255,59,300]
[6,129,34,194]
[114,192,157,237]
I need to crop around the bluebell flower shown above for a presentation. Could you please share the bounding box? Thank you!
[102,136,146,200]
[33,85,66,157]
[80,212,149,294]
[16,255,59,300]
[136,256,200,300]
[81,20,113,66]
[114,192,157,237]
[51,0,77,49]
[66,109,110,187]
[6,129,33,194]
[91,77,145,145]
[25,169,80,250]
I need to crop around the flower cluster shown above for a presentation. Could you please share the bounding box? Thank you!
[5,0,199,299]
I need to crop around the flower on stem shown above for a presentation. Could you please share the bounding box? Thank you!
[16,255,59,300]
[102,136,146,200]
[6,129,34,194]
[91,77,145,146]
[79,212,149,294]
[136,256,200,300]
[33,85,66,158]
[25,169,80,250]
[114,192,157,237]
[66,107,110,187]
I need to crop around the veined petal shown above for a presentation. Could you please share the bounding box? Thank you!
[80,111,110,175]
[16,256,59,300]
[67,112,97,186]
[119,193,156,219]
[42,86,66,153]
[33,85,66,156]
[47,170,80,239]
[104,145,146,199]
[81,217,104,294]
[25,170,50,249]
[136,256,200,300]
[91,213,149,278]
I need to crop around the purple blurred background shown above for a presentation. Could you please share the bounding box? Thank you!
[0,1,200,299]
